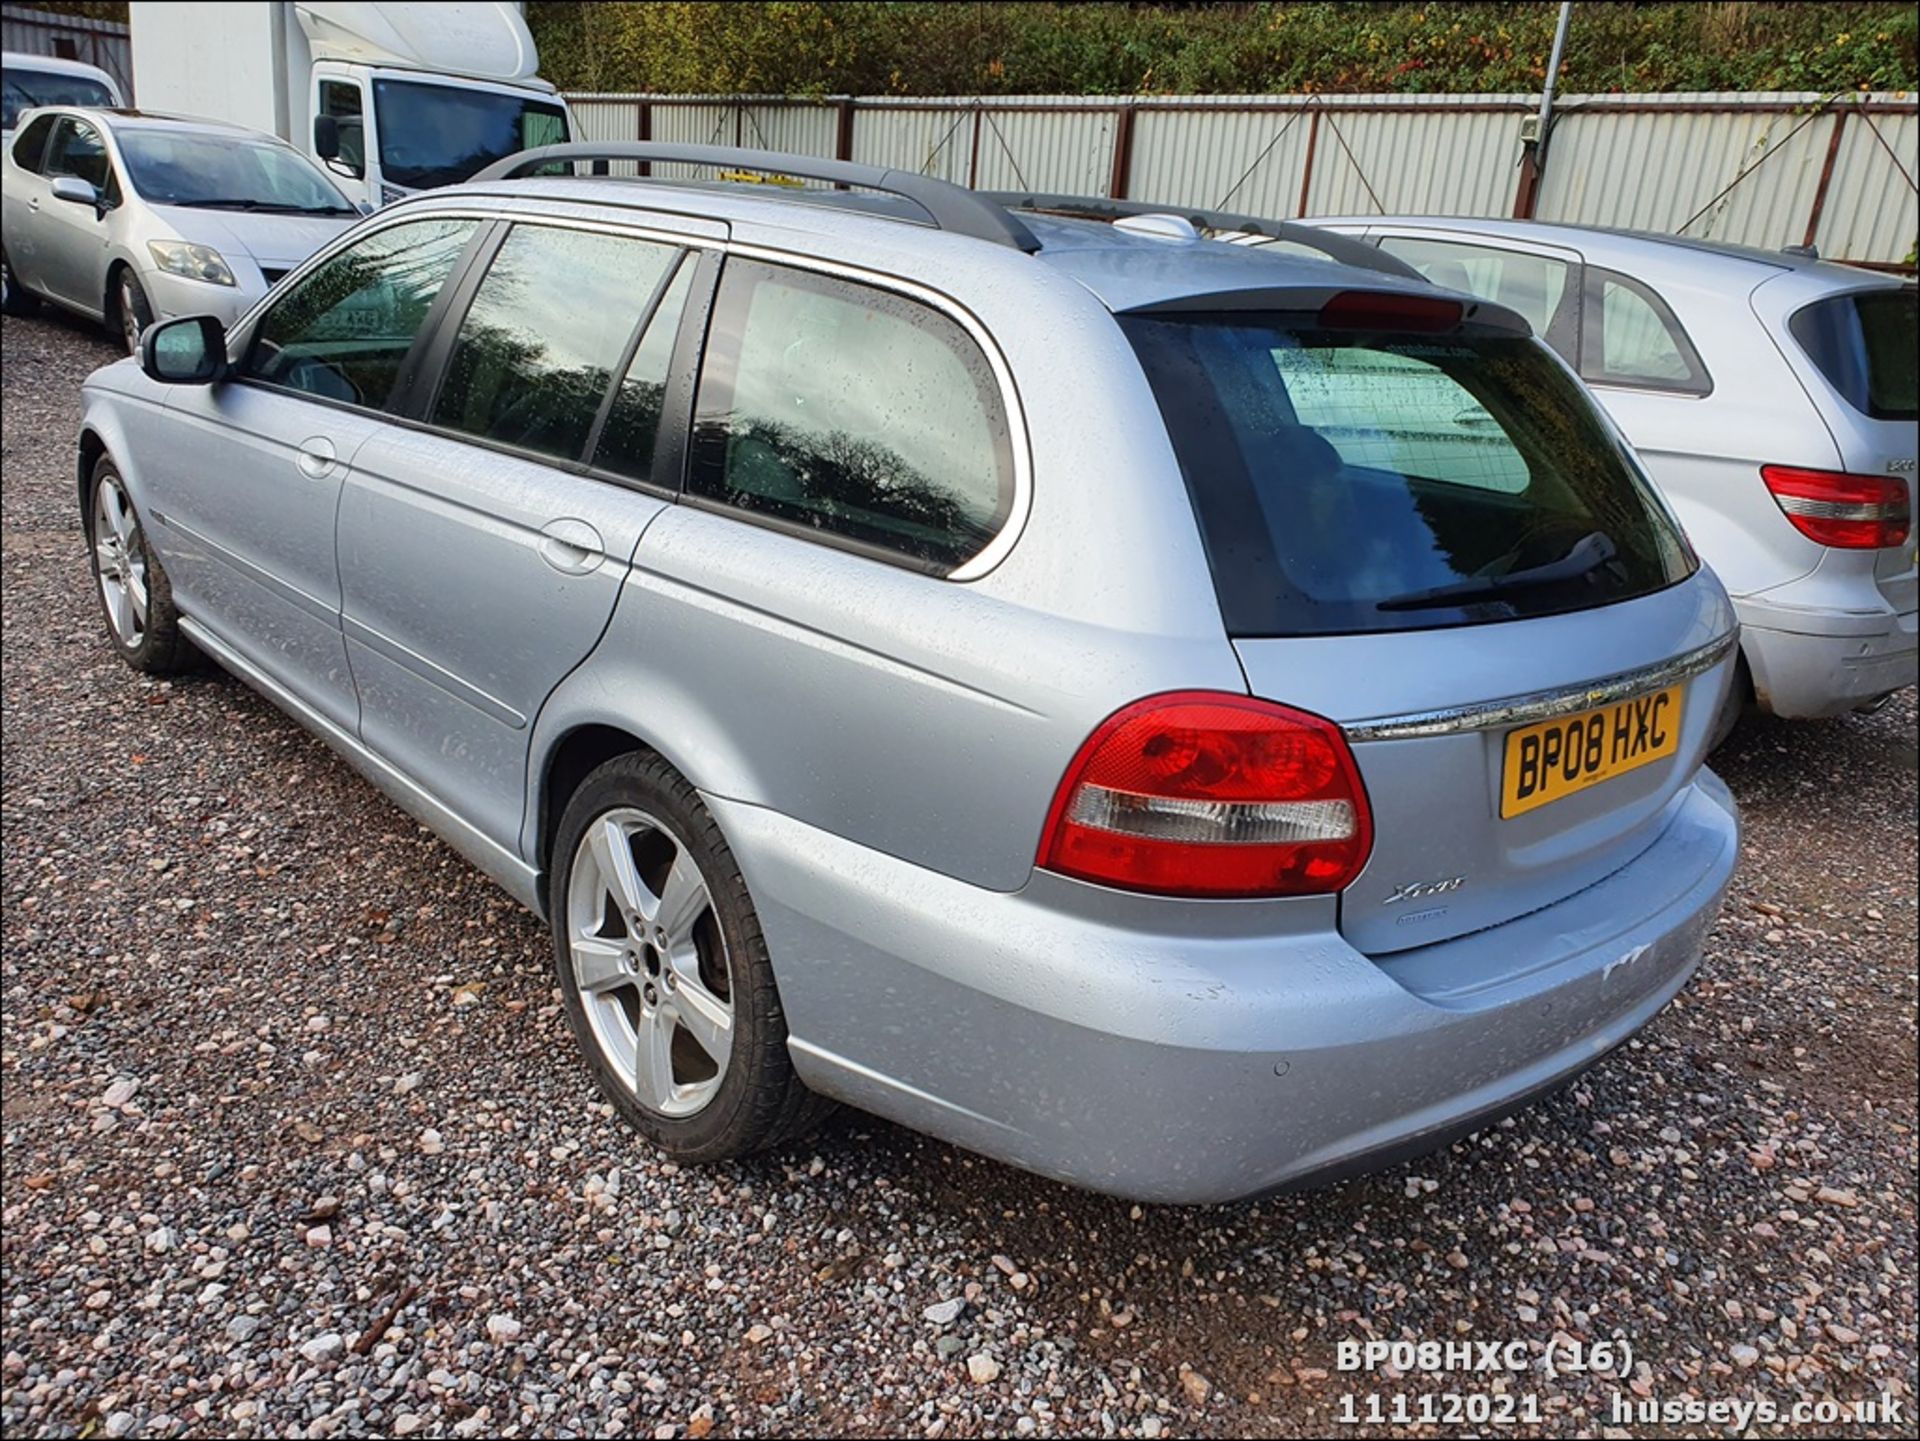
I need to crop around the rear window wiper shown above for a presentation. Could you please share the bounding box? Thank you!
[1375,531,1619,612]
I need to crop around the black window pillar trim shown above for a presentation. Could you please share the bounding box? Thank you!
[652,247,724,498]
[389,219,509,422]
[578,248,689,471]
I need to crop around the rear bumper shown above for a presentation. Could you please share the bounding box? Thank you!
[1737,592,1918,717]
[716,773,1740,1205]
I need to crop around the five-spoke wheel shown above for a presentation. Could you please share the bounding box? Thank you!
[567,807,734,1117]
[550,752,828,1160]
[93,472,150,649]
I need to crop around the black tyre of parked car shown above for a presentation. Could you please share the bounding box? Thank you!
[86,454,197,674]
[549,750,832,1163]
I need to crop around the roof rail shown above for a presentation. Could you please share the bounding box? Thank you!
[981,192,1422,280]
[471,142,1042,253]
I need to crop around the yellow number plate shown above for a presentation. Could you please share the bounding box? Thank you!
[1501,685,1683,818]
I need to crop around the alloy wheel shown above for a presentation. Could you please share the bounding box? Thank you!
[93,476,149,648]
[566,807,734,1117]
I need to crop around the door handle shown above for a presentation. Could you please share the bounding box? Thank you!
[537,517,605,576]
[295,436,337,480]
[27,197,40,212]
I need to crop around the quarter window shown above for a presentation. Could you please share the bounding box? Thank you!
[689,260,1013,572]
[1377,235,1577,358]
[431,225,681,463]
[243,217,477,408]
[1579,268,1710,394]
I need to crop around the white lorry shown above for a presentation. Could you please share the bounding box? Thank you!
[127,1,574,209]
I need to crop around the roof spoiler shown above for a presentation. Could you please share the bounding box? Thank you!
[470,142,1041,253]
[980,192,1424,281]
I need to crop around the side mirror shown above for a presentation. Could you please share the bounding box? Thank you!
[50,175,100,207]
[313,114,340,160]
[140,315,229,385]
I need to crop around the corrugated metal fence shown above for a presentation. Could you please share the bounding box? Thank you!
[1,4,134,102]
[567,90,1919,267]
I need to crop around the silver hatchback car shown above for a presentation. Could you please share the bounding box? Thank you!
[76,145,1740,1203]
[2,106,360,352]
[1304,218,1919,724]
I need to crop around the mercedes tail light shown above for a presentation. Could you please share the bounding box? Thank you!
[1761,465,1911,550]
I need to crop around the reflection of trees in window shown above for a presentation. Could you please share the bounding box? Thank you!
[718,413,987,562]
[435,317,615,460]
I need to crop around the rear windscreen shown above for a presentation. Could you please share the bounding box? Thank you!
[1788,288,1918,422]
[1123,315,1696,636]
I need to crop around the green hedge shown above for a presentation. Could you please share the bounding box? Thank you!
[530,1,1918,97]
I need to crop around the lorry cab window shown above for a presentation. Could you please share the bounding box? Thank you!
[371,78,569,189]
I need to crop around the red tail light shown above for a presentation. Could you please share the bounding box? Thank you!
[1761,465,1911,550]
[1038,692,1374,899]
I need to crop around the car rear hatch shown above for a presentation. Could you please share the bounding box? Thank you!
[1762,277,1918,616]
[1122,287,1737,955]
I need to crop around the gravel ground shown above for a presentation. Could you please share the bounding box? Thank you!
[3,307,1916,1440]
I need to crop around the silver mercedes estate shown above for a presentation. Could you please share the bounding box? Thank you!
[75,144,1741,1203]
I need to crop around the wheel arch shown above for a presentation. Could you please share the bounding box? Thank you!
[536,723,665,878]
[524,661,769,883]
[77,427,110,532]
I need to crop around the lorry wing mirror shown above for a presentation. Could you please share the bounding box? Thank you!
[313,115,341,161]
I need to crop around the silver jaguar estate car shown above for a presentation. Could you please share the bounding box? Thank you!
[1303,217,1918,725]
[2,106,359,351]
[76,145,1740,1203]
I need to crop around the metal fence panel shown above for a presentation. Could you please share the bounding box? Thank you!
[1814,109,1919,263]
[1130,103,1310,216]
[1306,98,1523,218]
[1539,94,1837,249]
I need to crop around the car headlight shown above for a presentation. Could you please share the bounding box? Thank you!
[147,240,236,287]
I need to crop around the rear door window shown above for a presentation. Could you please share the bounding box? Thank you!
[688,259,1013,573]
[430,224,681,463]
[1123,312,1695,637]
[1579,268,1710,394]
[1788,288,1918,421]
[1376,235,1578,357]
[243,217,477,409]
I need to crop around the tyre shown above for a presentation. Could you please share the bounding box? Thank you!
[87,455,196,674]
[550,751,829,1162]
[1,247,38,317]
[112,267,154,355]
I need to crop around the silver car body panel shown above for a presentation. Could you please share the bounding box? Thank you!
[79,176,1744,1200]
[1307,216,1918,718]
